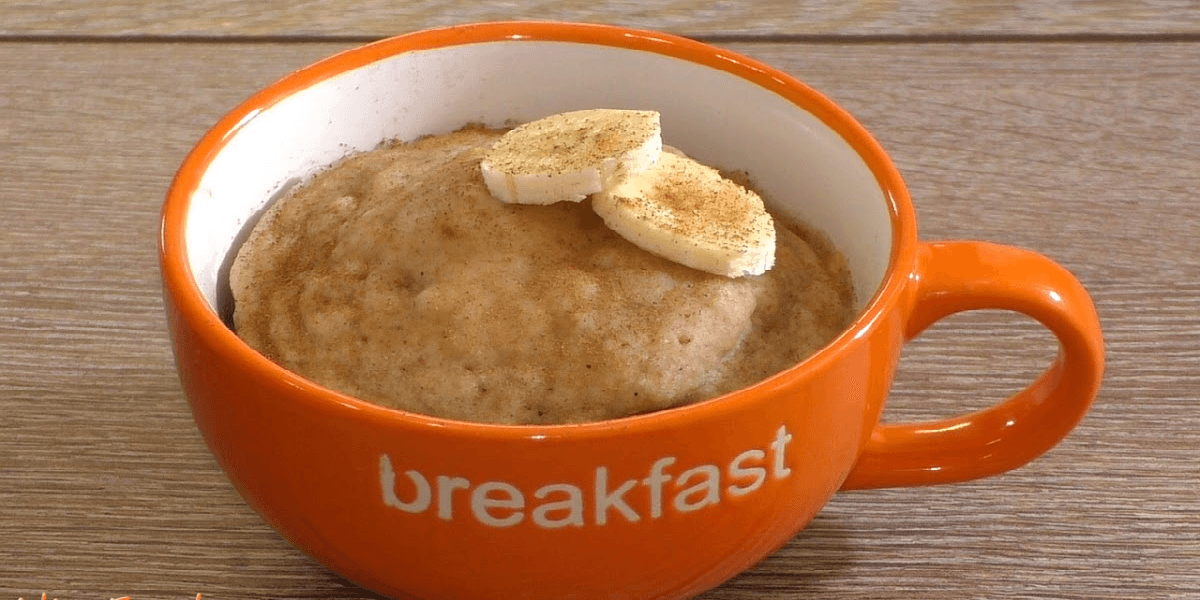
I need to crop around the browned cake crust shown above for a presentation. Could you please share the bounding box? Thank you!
[230,127,855,424]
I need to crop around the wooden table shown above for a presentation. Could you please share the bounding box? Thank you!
[3,3,1198,598]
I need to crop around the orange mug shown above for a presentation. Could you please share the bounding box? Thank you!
[160,21,1105,600]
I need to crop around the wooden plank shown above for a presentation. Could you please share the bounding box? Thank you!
[1,0,1198,38]
[1,39,1198,598]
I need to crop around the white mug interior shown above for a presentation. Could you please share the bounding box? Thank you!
[183,40,893,325]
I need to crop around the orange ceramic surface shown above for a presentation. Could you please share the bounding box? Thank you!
[159,21,1105,600]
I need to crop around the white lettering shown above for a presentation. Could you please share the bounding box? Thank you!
[532,483,584,529]
[642,457,675,519]
[673,465,721,512]
[471,481,525,528]
[380,454,432,512]
[726,449,767,497]
[594,467,640,524]
[436,475,471,520]
[378,424,797,528]
[770,425,793,479]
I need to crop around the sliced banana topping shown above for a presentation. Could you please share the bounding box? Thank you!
[592,152,776,278]
[479,109,776,277]
[480,109,662,205]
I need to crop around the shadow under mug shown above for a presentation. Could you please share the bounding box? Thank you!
[160,21,1105,600]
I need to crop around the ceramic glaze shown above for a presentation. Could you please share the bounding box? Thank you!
[160,21,1105,600]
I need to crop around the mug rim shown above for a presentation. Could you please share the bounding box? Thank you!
[160,20,918,439]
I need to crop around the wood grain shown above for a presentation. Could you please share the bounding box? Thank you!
[1,0,1198,38]
[1,38,1198,599]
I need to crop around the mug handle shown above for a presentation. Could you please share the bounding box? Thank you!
[840,240,1105,490]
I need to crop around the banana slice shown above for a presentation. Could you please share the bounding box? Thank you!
[480,109,662,205]
[592,152,776,278]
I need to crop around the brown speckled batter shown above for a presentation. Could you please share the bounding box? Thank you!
[230,126,855,424]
